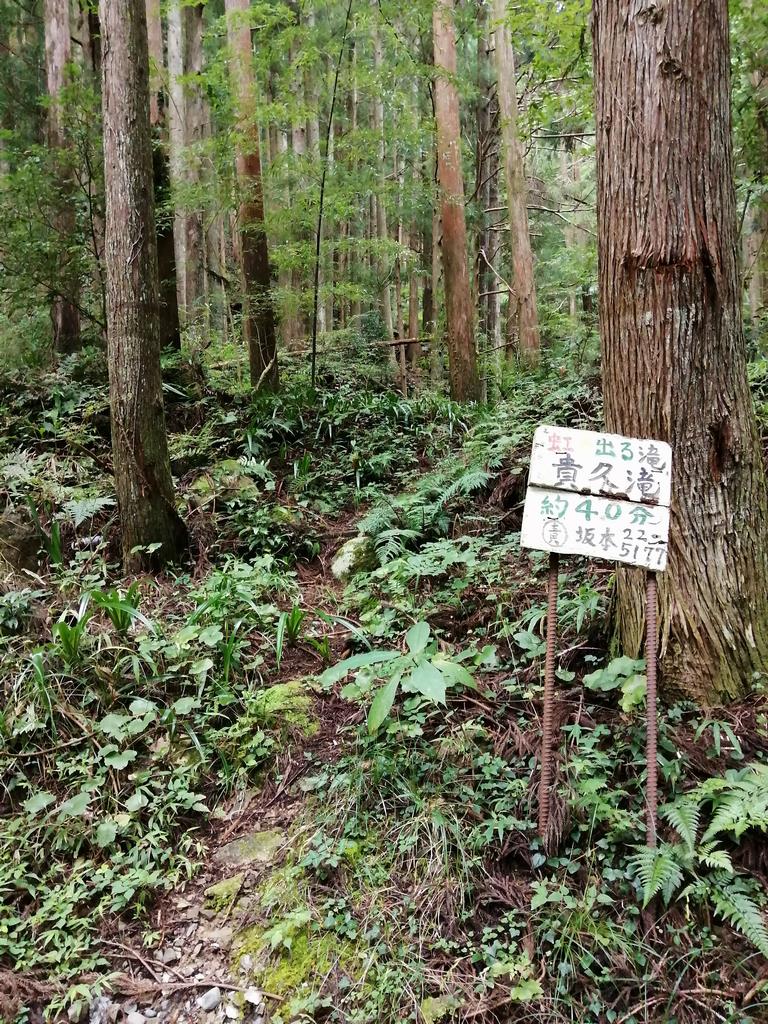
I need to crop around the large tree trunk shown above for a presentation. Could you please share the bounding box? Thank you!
[44,0,81,354]
[593,0,768,703]
[226,0,279,390]
[145,0,181,350]
[433,0,480,402]
[100,0,187,571]
[492,0,539,365]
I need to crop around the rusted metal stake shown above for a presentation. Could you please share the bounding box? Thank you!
[645,571,658,848]
[538,552,559,841]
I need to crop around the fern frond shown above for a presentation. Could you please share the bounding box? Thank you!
[710,882,768,960]
[630,844,684,906]
[660,797,701,854]
[62,496,116,527]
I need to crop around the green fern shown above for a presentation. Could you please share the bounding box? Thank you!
[660,797,701,854]
[683,879,768,960]
[630,844,684,906]
[62,495,116,527]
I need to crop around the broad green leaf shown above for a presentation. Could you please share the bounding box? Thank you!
[404,661,446,704]
[432,657,476,690]
[172,696,199,715]
[128,698,156,717]
[199,625,224,647]
[510,978,543,1003]
[58,792,91,818]
[23,791,55,815]
[620,673,647,713]
[405,621,430,655]
[125,791,148,813]
[319,650,399,686]
[190,657,214,681]
[95,820,117,848]
[98,712,130,739]
[104,749,137,770]
[367,676,399,734]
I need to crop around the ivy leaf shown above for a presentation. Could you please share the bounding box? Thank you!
[199,625,224,647]
[58,792,91,818]
[403,661,446,704]
[129,698,156,717]
[190,657,214,682]
[104,748,138,770]
[172,697,199,715]
[405,621,430,655]
[98,712,130,740]
[23,791,55,815]
[367,676,399,734]
[125,791,148,813]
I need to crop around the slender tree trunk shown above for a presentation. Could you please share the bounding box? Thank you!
[433,0,480,401]
[372,10,395,346]
[593,0,768,703]
[146,0,181,349]
[349,35,362,324]
[100,0,187,571]
[167,2,206,330]
[226,0,278,390]
[44,0,81,354]
[492,0,539,365]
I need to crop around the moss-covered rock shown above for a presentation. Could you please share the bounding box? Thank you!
[330,535,376,580]
[420,994,462,1023]
[213,829,285,868]
[252,681,318,737]
[204,873,244,912]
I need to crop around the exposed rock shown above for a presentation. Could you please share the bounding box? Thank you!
[157,946,182,965]
[224,1004,240,1020]
[199,925,234,950]
[331,535,376,580]
[213,829,284,868]
[243,989,263,1007]
[88,996,118,1024]
[196,988,222,1013]
[204,873,244,911]
[125,1013,146,1024]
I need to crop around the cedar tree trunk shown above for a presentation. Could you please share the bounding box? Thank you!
[100,0,187,571]
[593,0,768,703]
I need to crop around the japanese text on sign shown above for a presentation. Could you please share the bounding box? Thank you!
[521,426,672,571]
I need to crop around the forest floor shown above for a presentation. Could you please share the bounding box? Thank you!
[2,343,768,1024]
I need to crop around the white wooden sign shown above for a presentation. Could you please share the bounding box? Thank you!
[521,425,672,571]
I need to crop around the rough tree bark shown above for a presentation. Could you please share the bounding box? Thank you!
[145,0,181,349]
[226,0,279,390]
[100,0,187,571]
[433,0,480,401]
[167,1,206,329]
[593,0,768,703]
[492,0,540,365]
[372,8,395,346]
[44,0,81,353]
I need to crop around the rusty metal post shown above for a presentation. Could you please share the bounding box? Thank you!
[538,552,559,840]
[645,571,658,848]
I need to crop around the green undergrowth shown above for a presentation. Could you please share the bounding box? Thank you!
[1,352,767,1023]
